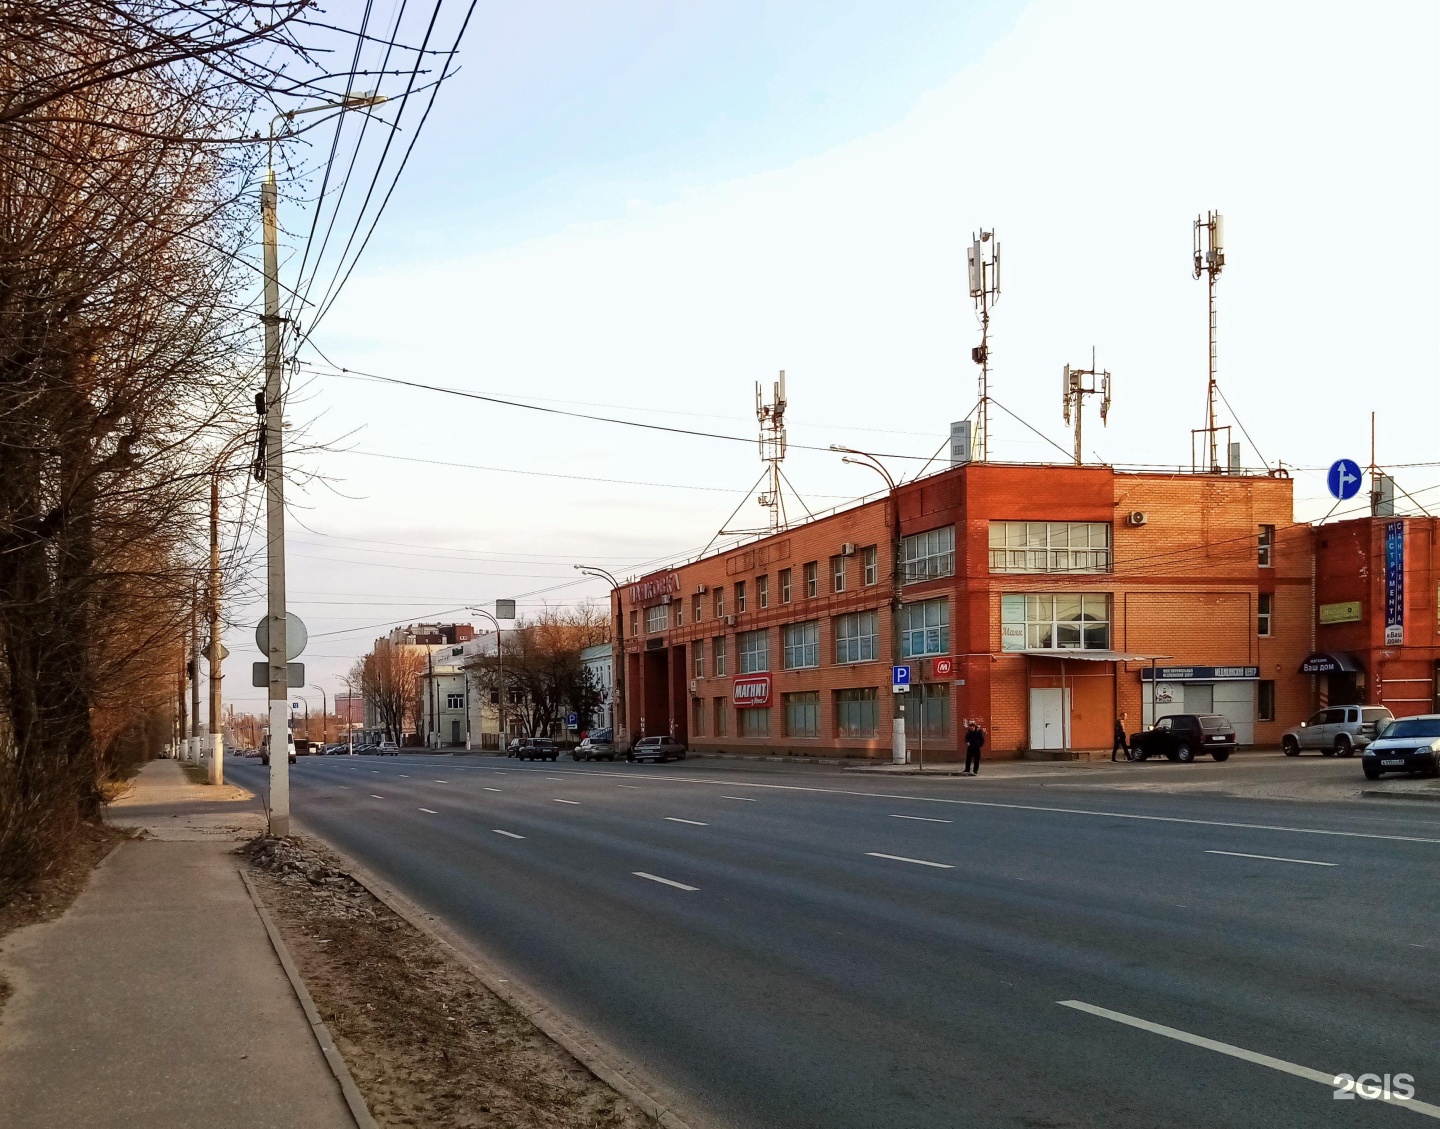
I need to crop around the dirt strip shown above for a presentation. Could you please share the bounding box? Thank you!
[241,836,654,1129]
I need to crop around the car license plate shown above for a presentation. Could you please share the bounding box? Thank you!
[1381,759,1404,767]
[1209,736,1225,742]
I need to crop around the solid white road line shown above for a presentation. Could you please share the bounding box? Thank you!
[665,817,708,826]
[722,795,758,801]
[484,787,502,792]
[492,829,525,839]
[866,852,953,869]
[633,871,698,891]
[419,808,438,814]
[1058,1000,1440,1119]
[1205,850,1337,867]
[553,798,580,805]
[890,814,953,823]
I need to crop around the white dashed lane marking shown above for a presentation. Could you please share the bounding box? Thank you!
[369,794,385,800]
[890,814,953,824]
[553,799,580,805]
[492,829,525,839]
[633,872,698,892]
[665,817,708,826]
[419,808,438,814]
[1205,850,1336,867]
[866,852,953,869]
[484,787,502,792]
[722,795,758,801]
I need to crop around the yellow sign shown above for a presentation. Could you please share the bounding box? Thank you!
[1319,601,1362,624]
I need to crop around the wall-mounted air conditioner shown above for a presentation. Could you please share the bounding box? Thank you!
[841,542,856,555]
[1128,512,1148,526]
[725,614,737,626]
[696,585,707,594]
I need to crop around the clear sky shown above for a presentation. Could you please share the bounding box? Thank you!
[225,0,1440,713]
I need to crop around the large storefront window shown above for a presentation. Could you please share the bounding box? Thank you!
[784,692,819,738]
[739,707,770,737]
[1001,593,1110,651]
[835,611,879,664]
[902,526,955,582]
[988,522,1111,573]
[738,629,769,673]
[900,598,949,658]
[916,683,949,738]
[835,687,879,737]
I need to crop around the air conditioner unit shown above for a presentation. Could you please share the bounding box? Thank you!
[696,584,707,594]
[725,614,737,626]
[1128,511,1148,526]
[841,542,856,556]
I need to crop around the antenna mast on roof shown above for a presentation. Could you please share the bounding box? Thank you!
[1061,348,1111,466]
[756,370,788,532]
[1191,210,1232,473]
[968,229,1000,462]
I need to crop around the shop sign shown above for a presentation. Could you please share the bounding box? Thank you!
[1153,683,1177,704]
[732,674,771,708]
[627,570,681,605]
[1140,666,1258,681]
[1319,601,1362,625]
[1384,520,1404,646]
[1000,623,1026,652]
[932,657,954,678]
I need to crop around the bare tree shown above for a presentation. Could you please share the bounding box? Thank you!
[350,641,425,745]
[468,607,609,740]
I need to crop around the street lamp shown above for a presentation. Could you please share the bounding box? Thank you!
[292,694,309,744]
[575,565,628,750]
[260,92,386,836]
[466,603,514,753]
[831,446,907,765]
[311,683,328,746]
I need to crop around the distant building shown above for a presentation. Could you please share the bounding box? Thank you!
[580,642,614,732]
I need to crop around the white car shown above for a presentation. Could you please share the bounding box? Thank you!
[260,735,297,765]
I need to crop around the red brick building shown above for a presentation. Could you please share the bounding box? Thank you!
[1307,516,1440,716]
[614,462,1312,760]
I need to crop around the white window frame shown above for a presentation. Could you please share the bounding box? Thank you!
[780,568,792,604]
[446,693,464,710]
[835,610,879,664]
[784,691,819,738]
[644,604,669,634]
[1258,524,1274,567]
[835,687,879,738]
[1257,592,1273,637]
[903,526,956,583]
[900,598,949,658]
[757,574,769,609]
[694,646,705,678]
[987,522,1111,574]
[738,629,769,673]
[736,580,747,613]
[832,555,846,593]
[783,621,819,669]
[863,545,878,586]
[739,707,770,738]
[1000,593,1110,652]
[804,561,818,598]
[713,636,727,677]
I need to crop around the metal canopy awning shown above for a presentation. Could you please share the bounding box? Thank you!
[1299,650,1362,674]
[1020,650,1172,663]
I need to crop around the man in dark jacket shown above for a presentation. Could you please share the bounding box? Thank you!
[964,721,985,775]
[1112,713,1129,761]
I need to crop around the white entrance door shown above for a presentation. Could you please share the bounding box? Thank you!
[1030,688,1070,750]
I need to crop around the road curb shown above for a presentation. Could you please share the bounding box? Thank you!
[1361,788,1440,802]
[238,868,379,1129]
[299,829,712,1129]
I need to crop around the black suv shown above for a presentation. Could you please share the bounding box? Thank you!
[512,737,559,761]
[1129,714,1235,762]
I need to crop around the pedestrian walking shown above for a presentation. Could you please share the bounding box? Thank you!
[964,720,985,775]
[1112,713,1129,762]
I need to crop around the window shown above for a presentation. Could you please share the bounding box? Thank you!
[645,604,669,633]
[987,522,1110,573]
[863,545,878,586]
[693,593,703,622]
[713,697,728,735]
[675,605,683,627]
[694,646,705,679]
[832,555,846,593]
[783,621,819,669]
[784,692,820,738]
[804,561,818,598]
[757,574,769,609]
[780,568,792,603]
[446,693,464,710]
[736,581,747,613]
[713,636,727,677]
[903,526,956,582]
[489,688,500,704]
[1258,680,1275,722]
[739,707,770,738]
[1258,524,1274,567]
[630,610,638,636]
[692,697,705,737]
[835,610,879,664]
[900,598,949,658]
[508,688,524,705]
[835,687,879,738]
[1257,593,1273,637]
[738,629,769,673]
[916,683,949,738]
[714,587,725,617]
[1000,593,1110,651]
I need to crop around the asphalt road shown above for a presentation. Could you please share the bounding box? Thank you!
[229,753,1440,1128]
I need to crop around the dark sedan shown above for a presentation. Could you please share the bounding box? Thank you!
[1129,714,1235,762]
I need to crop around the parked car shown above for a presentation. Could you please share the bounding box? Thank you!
[573,729,620,761]
[1128,714,1234,762]
[260,734,297,766]
[1361,714,1440,780]
[629,735,687,764]
[1282,705,1393,757]
[516,738,559,761]
[375,740,399,756]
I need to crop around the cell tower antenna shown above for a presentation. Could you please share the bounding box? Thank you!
[967,229,1000,462]
[1060,347,1111,466]
[756,370,788,532]
[1191,210,1231,473]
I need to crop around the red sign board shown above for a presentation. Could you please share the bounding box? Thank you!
[932,657,954,678]
[732,674,772,708]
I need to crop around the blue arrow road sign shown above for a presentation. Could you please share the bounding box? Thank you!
[892,665,911,686]
[1327,459,1362,501]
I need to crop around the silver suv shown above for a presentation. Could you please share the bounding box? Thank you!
[1281,705,1393,757]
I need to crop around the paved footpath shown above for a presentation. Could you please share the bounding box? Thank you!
[0,760,357,1129]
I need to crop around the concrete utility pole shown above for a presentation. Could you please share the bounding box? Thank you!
[261,92,385,836]
[831,448,906,764]
[575,566,628,751]
[189,583,202,764]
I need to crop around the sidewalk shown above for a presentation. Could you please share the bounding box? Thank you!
[0,760,358,1128]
